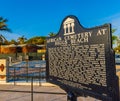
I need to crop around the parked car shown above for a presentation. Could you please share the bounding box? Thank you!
[115,54,120,64]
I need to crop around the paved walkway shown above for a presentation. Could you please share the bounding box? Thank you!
[0,85,100,101]
[0,65,119,101]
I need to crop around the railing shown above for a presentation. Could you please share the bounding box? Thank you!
[7,66,46,85]
[0,63,66,101]
[0,75,66,101]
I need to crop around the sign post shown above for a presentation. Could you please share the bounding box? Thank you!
[46,15,119,101]
[67,92,77,101]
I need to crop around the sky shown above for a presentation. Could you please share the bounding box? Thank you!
[0,0,120,41]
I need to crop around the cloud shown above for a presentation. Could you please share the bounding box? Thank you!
[0,31,21,41]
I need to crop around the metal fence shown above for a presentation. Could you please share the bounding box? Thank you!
[0,60,103,101]
[7,66,46,85]
[0,76,66,101]
[0,60,66,101]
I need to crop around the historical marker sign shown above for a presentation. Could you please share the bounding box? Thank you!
[46,15,119,101]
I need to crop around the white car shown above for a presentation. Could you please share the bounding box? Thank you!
[115,54,120,64]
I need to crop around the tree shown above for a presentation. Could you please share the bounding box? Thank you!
[114,46,120,53]
[9,39,17,45]
[0,34,7,44]
[112,35,118,45]
[17,35,27,44]
[48,32,56,37]
[112,29,118,45]
[26,36,46,45]
[0,17,11,45]
[0,16,11,32]
[112,29,120,53]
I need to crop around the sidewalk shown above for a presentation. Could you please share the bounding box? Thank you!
[0,66,119,101]
[0,85,100,101]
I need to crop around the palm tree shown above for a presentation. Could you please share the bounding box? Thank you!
[48,32,56,37]
[0,34,7,44]
[112,29,118,45]
[116,36,120,47]
[9,39,17,45]
[0,16,11,32]
[17,35,27,44]
[0,16,11,45]
[0,16,12,55]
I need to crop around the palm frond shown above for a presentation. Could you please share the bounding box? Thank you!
[0,16,11,32]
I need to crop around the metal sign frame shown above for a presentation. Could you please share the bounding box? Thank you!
[46,15,119,101]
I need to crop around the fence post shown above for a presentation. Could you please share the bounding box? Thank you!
[31,77,33,101]
[14,67,16,85]
[39,67,41,86]
[26,60,29,82]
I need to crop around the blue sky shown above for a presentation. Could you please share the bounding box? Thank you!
[0,0,120,40]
